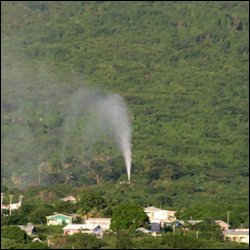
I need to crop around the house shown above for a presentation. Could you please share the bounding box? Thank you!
[63,224,94,235]
[144,206,177,227]
[223,229,249,244]
[61,196,77,203]
[215,220,230,231]
[62,218,111,236]
[18,224,36,236]
[46,214,73,225]
[85,218,111,230]
[63,223,104,237]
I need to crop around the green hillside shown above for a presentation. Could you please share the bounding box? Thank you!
[1,1,249,227]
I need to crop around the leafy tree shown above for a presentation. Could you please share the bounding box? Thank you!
[190,220,224,241]
[115,231,134,249]
[1,0,249,238]
[2,226,28,243]
[54,200,77,214]
[160,234,202,249]
[110,203,149,231]
[22,242,50,249]
[77,190,106,214]
[1,213,28,226]
[52,233,105,249]
[27,203,54,224]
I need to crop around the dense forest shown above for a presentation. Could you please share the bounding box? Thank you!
[1,0,249,230]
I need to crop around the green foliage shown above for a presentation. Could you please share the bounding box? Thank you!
[54,200,77,214]
[1,0,249,234]
[20,242,50,249]
[77,190,106,215]
[52,233,105,249]
[110,203,149,231]
[1,214,28,226]
[2,226,28,243]
[160,234,202,249]
[1,238,49,249]
[190,220,223,241]
[36,224,64,236]
[7,199,55,225]
[115,231,134,249]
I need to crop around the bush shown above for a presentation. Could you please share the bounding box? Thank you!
[2,226,28,243]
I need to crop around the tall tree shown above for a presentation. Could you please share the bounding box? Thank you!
[110,203,149,231]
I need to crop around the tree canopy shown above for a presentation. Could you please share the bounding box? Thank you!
[110,203,149,231]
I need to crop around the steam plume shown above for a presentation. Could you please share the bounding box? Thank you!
[96,94,132,181]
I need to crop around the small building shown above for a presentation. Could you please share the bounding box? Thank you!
[61,196,77,203]
[18,224,36,236]
[46,214,73,225]
[215,220,230,231]
[223,229,249,244]
[144,206,177,227]
[63,224,93,235]
[85,218,111,230]
[63,223,104,237]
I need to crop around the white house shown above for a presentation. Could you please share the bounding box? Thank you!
[61,196,77,203]
[85,218,111,230]
[144,206,177,227]
[62,218,110,236]
[63,224,96,235]
[223,229,249,244]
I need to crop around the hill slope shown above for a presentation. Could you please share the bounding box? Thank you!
[1,1,249,227]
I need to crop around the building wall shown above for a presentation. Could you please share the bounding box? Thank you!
[64,229,80,235]
[85,219,111,230]
[146,210,176,224]
[47,217,72,225]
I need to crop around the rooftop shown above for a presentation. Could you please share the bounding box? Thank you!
[224,229,249,236]
[63,224,98,230]
[46,213,73,219]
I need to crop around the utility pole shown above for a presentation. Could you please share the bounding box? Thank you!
[9,195,13,216]
[1,193,4,215]
[227,211,230,226]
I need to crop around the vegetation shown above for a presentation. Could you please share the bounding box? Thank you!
[50,233,105,249]
[2,226,28,243]
[110,203,149,231]
[1,1,249,249]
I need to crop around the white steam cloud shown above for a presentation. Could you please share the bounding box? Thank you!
[67,89,132,181]
[95,94,132,181]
